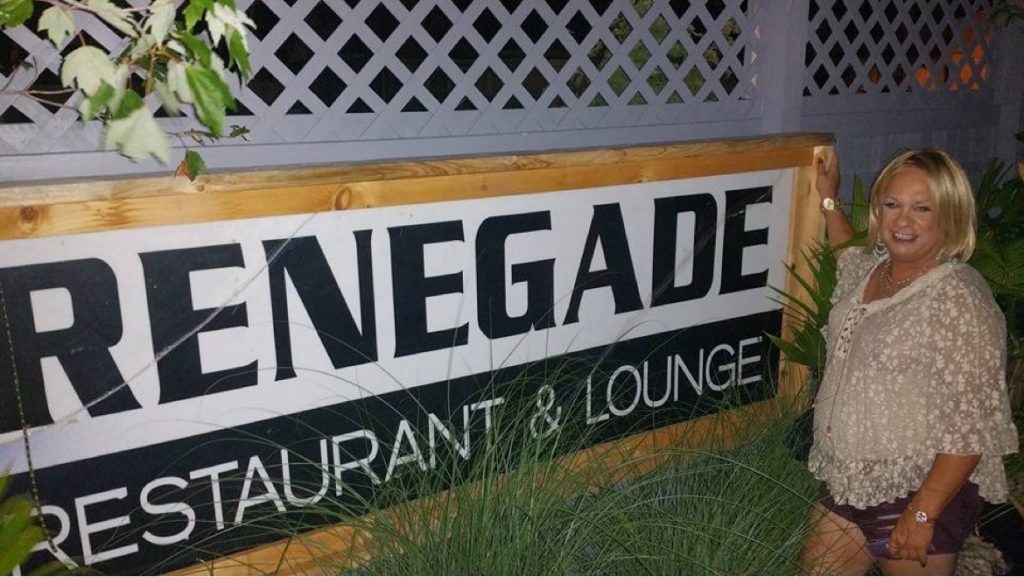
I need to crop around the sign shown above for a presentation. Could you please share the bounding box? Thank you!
[0,165,795,574]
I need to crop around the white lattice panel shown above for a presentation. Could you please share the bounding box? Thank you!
[0,0,758,155]
[804,0,994,96]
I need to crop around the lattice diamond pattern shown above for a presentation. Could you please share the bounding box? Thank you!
[804,0,993,96]
[1,1,754,154]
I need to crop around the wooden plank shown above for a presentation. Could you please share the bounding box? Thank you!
[775,144,832,401]
[0,144,817,240]
[0,133,831,209]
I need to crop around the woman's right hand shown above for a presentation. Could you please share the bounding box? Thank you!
[816,149,840,201]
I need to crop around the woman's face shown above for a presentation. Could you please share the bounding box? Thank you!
[879,166,943,267]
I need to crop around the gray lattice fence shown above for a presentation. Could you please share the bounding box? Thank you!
[238,0,756,141]
[800,0,1016,182]
[0,0,1020,182]
[805,0,993,96]
[0,1,757,150]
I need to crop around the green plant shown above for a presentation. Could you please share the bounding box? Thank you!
[137,362,815,576]
[766,240,838,383]
[577,430,817,575]
[0,474,44,575]
[972,160,1024,365]
[348,427,601,574]
[991,0,1024,31]
[972,159,1024,482]
[0,0,254,178]
[338,401,817,575]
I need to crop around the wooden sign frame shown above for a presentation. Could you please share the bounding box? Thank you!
[0,133,832,575]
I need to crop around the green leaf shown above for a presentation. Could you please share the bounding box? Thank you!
[186,150,207,179]
[185,65,232,136]
[178,31,212,68]
[227,29,251,78]
[104,105,171,163]
[38,6,75,47]
[112,89,145,119]
[183,0,214,32]
[145,0,175,44]
[766,333,816,368]
[78,81,115,120]
[849,175,869,234]
[205,2,255,46]
[86,0,137,37]
[0,0,32,27]
[167,61,194,104]
[767,238,839,380]
[61,46,116,96]
[972,238,1024,297]
[128,28,158,59]
[104,63,131,114]
[153,79,182,116]
[0,483,43,576]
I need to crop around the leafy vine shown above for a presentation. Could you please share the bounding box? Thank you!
[0,0,253,178]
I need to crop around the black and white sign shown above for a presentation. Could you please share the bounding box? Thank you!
[0,169,792,573]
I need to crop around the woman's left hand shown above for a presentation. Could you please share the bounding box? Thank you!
[815,148,840,201]
[887,509,934,566]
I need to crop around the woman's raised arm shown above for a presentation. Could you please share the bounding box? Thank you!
[816,149,856,248]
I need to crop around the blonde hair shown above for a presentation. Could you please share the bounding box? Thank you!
[866,148,976,262]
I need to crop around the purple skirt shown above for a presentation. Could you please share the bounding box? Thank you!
[819,482,982,557]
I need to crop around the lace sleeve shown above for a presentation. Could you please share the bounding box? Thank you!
[926,268,1019,456]
[830,247,875,305]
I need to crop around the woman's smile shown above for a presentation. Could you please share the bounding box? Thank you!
[880,166,942,271]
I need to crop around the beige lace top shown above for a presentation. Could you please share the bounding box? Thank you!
[808,247,1019,508]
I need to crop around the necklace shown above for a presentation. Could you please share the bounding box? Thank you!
[881,259,933,292]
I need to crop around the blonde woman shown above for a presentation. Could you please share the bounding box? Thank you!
[799,148,1019,575]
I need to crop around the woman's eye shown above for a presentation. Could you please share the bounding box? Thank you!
[915,205,932,212]
[883,201,898,209]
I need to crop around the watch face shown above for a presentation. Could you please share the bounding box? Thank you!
[914,510,928,523]
[822,198,835,211]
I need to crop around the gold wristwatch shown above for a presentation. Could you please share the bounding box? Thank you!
[913,510,937,524]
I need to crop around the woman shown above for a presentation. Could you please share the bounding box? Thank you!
[800,148,1019,575]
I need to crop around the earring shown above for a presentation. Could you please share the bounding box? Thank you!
[872,238,888,260]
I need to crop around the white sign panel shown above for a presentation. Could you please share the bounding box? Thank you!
[1,169,792,573]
